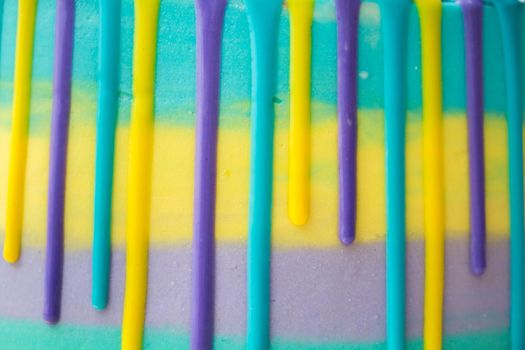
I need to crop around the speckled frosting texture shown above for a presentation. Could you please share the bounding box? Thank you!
[0,0,522,348]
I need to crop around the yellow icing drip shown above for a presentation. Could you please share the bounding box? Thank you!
[3,0,38,263]
[288,0,314,226]
[121,1,160,349]
[416,0,445,348]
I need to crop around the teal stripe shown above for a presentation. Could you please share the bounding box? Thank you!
[245,0,282,349]
[0,319,510,350]
[493,2,524,349]
[92,0,120,310]
[380,0,411,348]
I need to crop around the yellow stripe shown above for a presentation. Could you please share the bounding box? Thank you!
[4,0,38,263]
[121,1,160,349]
[415,0,445,348]
[288,0,314,226]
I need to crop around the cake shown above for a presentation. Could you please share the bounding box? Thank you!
[0,0,523,349]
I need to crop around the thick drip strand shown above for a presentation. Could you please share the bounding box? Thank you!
[92,0,121,311]
[493,2,524,349]
[190,0,227,349]
[416,0,445,348]
[379,0,410,347]
[336,0,360,245]
[4,0,38,264]
[121,1,160,349]
[44,0,75,324]
[245,0,283,349]
[288,0,314,226]
[460,0,486,276]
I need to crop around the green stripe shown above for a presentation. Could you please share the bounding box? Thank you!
[0,319,510,350]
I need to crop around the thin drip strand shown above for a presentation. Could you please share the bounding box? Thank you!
[44,0,75,324]
[378,0,411,347]
[288,0,314,226]
[190,0,228,349]
[121,1,160,349]
[245,0,283,349]
[336,0,360,245]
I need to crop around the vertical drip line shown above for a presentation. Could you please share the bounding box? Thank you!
[492,1,524,348]
[4,0,38,264]
[92,0,121,311]
[378,0,411,347]
[416,0,445,348]
[245,0,283,349]
[44,0,75,324]
[288,0,314,226]
[190,0,228,348]
[335,0,360,245]
[459,0,486,276]
[121,1,160,349]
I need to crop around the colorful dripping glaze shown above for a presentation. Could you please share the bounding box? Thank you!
[44,0,75,324]
[92,0,121,311]
[336,0,360,245]
[459,0,486,276]
[0,1,523,350]
[491,1,524,348]
[3,0,38,264]
[191,0,228,349]
[379,0,410,347]
[288,0,314,226]
[416,0,446,347]
[121,1,160,349]
[245,0,283,348]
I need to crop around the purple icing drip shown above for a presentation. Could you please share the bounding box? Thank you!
[191,0,227,348]
[336,0,360,245]
[460,0,486,276]
[44,0,75,324]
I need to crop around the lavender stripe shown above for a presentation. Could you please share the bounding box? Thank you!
[44,0,75,324]
[336,0,360,245]
[460,0,487,276]
[1,240,509,341]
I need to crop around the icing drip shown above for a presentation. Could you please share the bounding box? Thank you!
[288,0,314,226]
[336,0,360,245]
[379,0,410,346]
[121,1,160,348]
[191,0,227,348]
[92,0,121,311]
[492,1,524,348]
[44,0,75,324]
[459,0,486,276]
[245,0,283,348]
[416,0,445,348]
[4,0,38,264]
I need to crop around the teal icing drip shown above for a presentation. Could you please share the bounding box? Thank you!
[492,1,524,349]
[92,0,120,310]
[245,0,283,349]
[378,0,411,348]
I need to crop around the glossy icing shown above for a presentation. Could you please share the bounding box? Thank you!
[191,0,227,348]
[378,0,410,346]
[245,0,283,348]
[336,0,360,245]
[121,1,160,349]
[288,0,314,226]
[4,0,38,264]
[44,0,75,324]
[460,0,487,277]
[92,0,121,310]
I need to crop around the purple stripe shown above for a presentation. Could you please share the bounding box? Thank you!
[44,0,75,324]
[460,0,486,276]
[191,0,228,349]
[336,0,360,245]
